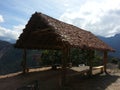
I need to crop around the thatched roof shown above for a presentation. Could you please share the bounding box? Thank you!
[15,12,114,51]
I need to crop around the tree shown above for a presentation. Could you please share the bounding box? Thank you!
[41,50,62,66]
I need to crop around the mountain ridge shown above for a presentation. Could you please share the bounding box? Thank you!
[98,33,120,58]
[0,40,23,74]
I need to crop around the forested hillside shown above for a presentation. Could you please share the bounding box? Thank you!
[0,40,43,74]
[0,40,23,74]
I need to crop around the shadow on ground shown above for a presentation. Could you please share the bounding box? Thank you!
[66,72,120,90]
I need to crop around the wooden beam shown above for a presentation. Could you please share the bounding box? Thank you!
[103,51,108,73]
[34,28,52,33]
[88,50,95,76]
[67,47,72,68]
[61,47,68,87]
[22,49,27,74]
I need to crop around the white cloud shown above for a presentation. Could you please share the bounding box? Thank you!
[0,15,4,23]
[108,25,120,37]
[0,25,24,42]
[0,14,24,42]
[59,0,120,37]
[1,0,120,41]
[0,15,24,41]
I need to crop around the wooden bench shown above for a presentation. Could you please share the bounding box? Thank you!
[69,66,104,77]
[70,66,90,76]
[92,66,104,73]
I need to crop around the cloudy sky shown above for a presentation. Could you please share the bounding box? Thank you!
[0,0,120,43]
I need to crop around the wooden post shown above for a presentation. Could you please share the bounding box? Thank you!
[88,50,94,76]
[61,47,68,87]
[22,49,27,74]
[103,51,108,73]
[67,47,72,68]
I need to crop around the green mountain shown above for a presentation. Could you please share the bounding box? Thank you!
[0,40,23,74]
[0,40,42,75]
[98,34,120,58]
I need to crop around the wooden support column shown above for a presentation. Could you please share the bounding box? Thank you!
[61,47,68,87]
[67,47,72,68]
[103,51,108,73]
[88,50,95,76]
[22,49,27,74]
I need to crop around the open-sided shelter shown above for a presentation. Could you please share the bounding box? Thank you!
[15,12,114,86]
